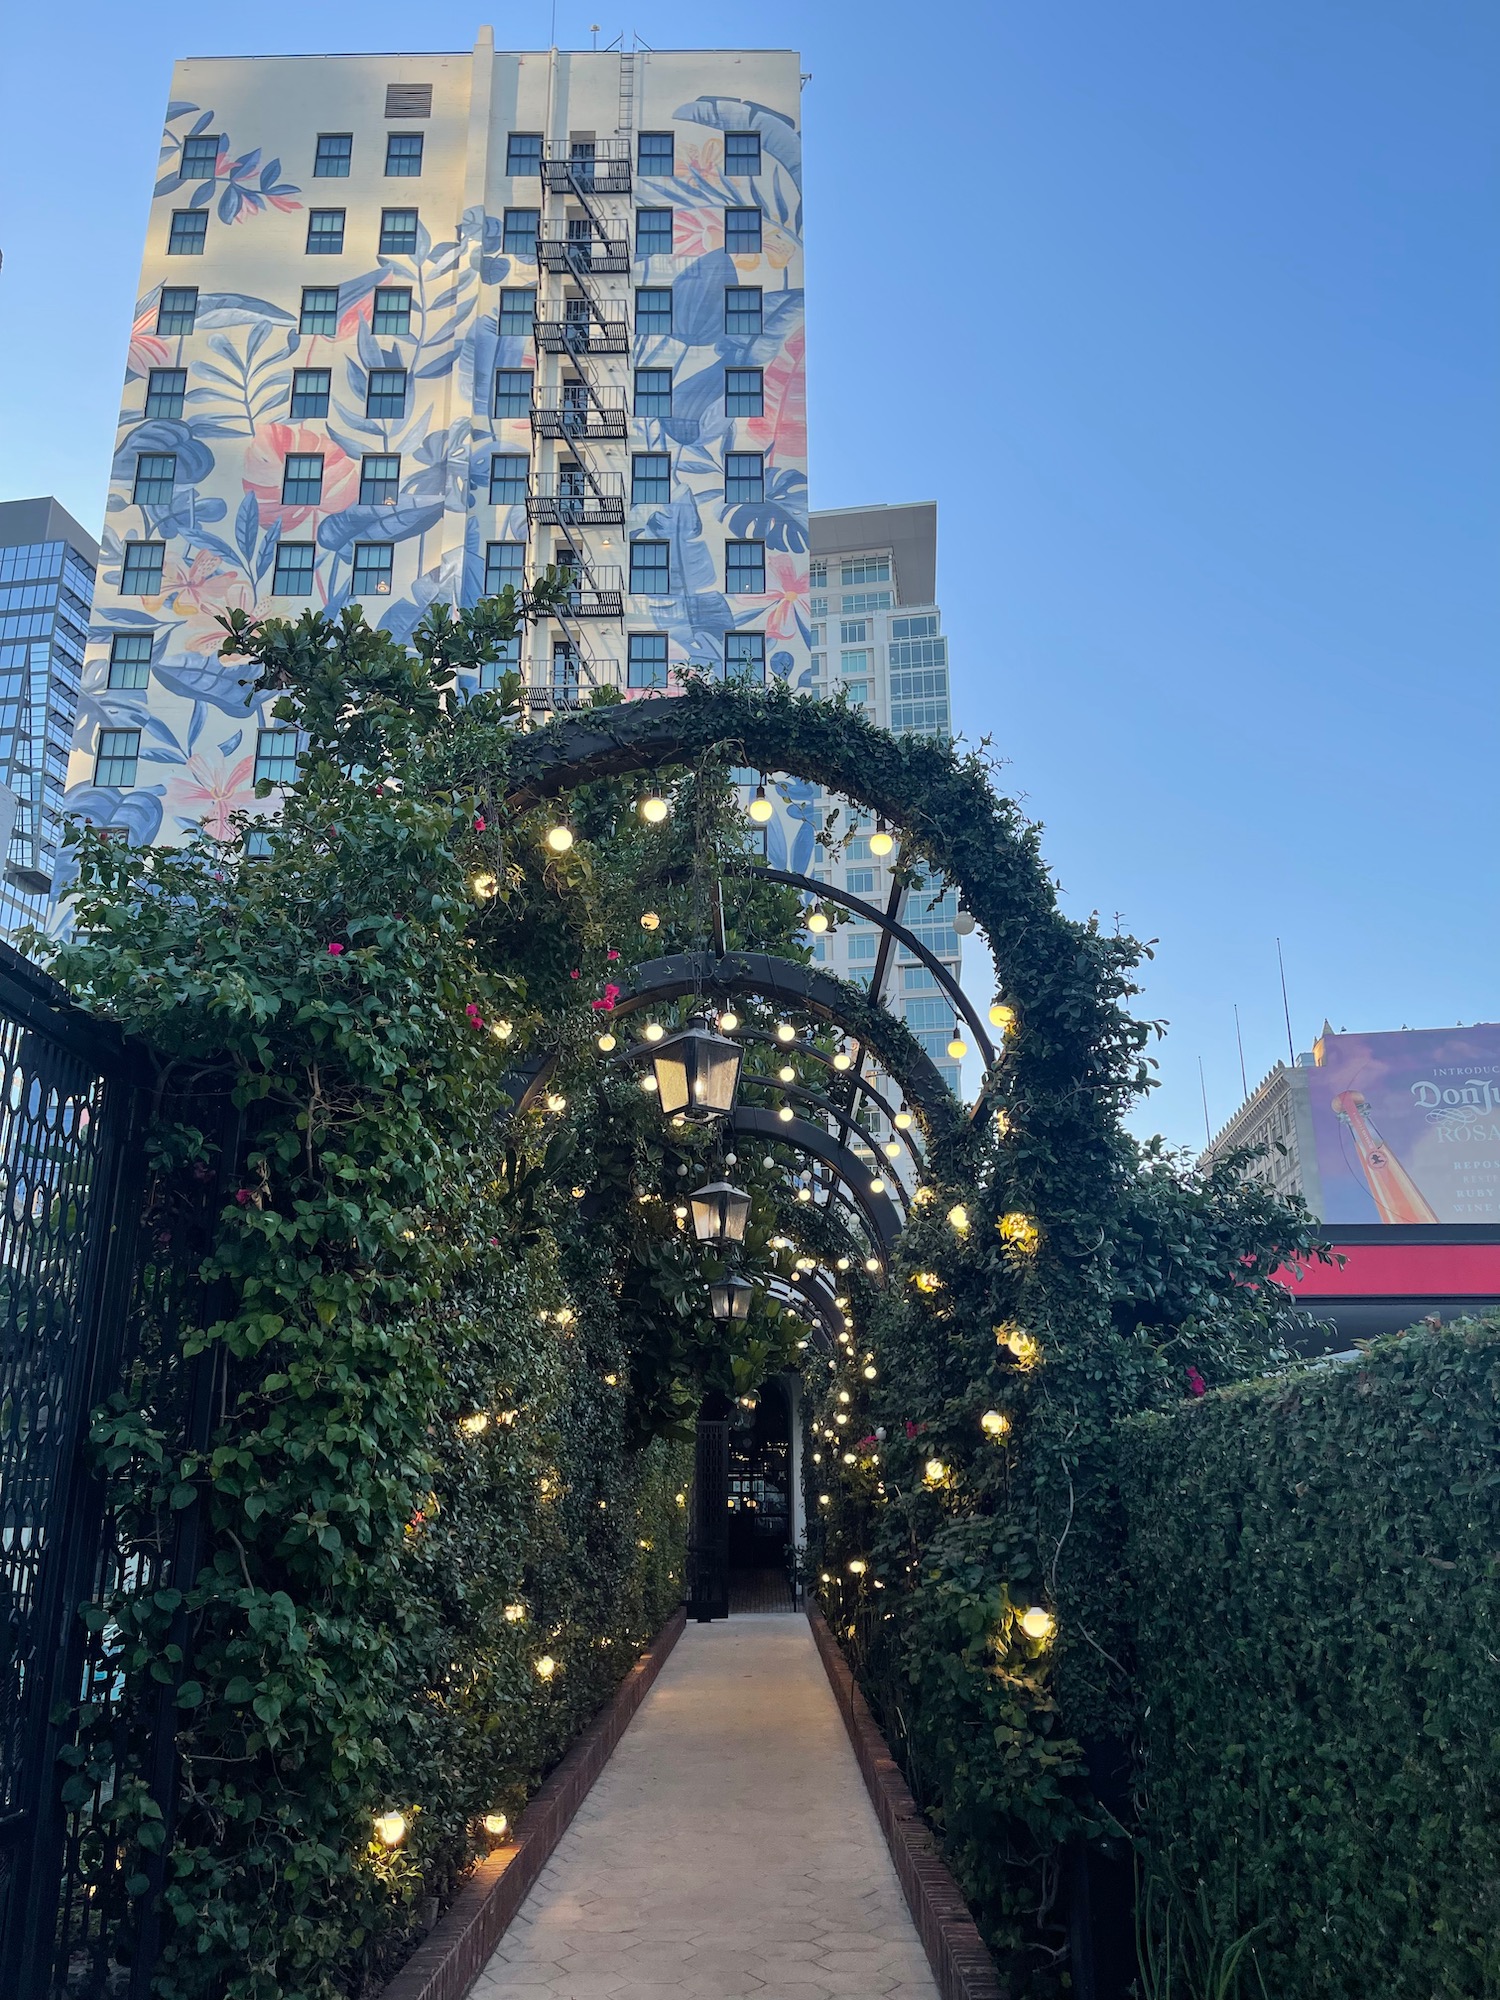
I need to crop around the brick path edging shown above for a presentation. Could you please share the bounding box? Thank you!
[376,1607,688,2000]
[807,1607,1009,2000]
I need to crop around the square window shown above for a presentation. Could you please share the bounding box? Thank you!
[94,728,141,789]
[627,633,668,688]
[144,369,186,419]
[478,636,521,690]
[725,132,761,175]
[254,728,301,786]
[725,632,765,684]
[846,867,876,895]
[379,208,419,256]
[502,208,539,255]
[132,453,177,507]
[120,544,165,595]
[155,286,198,335]
[493,368,533,418]
[181,133,221,178]
[290,368,331,418]
[385,131,423,176]
[726,541,765,593]
[809,559,827,586]
[506,132,543,175]
[633,368,672,418]
[636,208,673,256]
[372,287,412,335]
[638,131,674,175]
[724,286,762,336]
[725,453,764,503]
[632,453,670,505]
[489,455,528,505]
[725,368,763,417]
[629,541,669,594]
[167,210,207,256]
[282,453,324,508]
[499,287,535,336]
[314,133,352,177]
[299,287,339,336]
[351,544,394,597]
[484,542,526,597]
[271,544,315,596]
[840,620,869,644]
[847,932,877,962]
[635,287,672,334]
[306,209,346,255]
[360,454,401,505]
[366,368,407,419]
[725,207,761,254]
[107,634,152,692]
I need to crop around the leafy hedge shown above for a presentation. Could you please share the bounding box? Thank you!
[1115,1317,1500,1998]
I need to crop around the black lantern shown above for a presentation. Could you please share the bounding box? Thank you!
[709,1272,754,1322]
[688,1180,752,1245]
[647,1014,743,1122]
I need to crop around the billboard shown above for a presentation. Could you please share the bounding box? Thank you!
[1306,1026,1500,1224]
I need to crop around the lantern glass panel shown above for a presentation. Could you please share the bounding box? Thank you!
[650,1018,743,1122]
[709,1274,753,1322]
[688,1181,751,1244]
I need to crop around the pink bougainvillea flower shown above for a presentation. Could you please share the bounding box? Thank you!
[606,948,620,961]
[465,1001,484,1028]
[327,941,344,956]
[1186,1366,1207,1399]
[904,1418,919,1439]
[569,969,580,980]
[589,983,621,1014]
[234,1188,253,1205]
[745,329,806,464]
[243,423,361,529]
[474,815,487,831]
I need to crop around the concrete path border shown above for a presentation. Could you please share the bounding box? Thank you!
[377,1607,687,2000]
[806,1608,1009,2000]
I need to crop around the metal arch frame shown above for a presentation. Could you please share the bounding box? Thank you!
[736,1073,913,1214]
[760,1273,840,1355]
[726,1106,900,1254]
[731,1028,926,1174]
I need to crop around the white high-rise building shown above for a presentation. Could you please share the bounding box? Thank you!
[67,36,808,844]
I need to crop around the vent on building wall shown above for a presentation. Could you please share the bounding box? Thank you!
[385,84,432,119]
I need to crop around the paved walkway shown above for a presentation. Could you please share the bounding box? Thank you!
[473,1615,941,2000]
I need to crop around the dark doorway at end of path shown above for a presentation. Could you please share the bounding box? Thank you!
[728,1378,794,1612]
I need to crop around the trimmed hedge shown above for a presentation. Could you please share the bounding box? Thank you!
[1117,1317,1500,1998]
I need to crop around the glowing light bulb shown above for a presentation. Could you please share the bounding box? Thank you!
[545,1093,567,1113]
[719,1011,739,1031]
[924,1458,947,1484]
[640,1073,658,1093]
[796,1184,812,1200]
[869,823,894,856]
[836,1256,850,1271]
[832,1050,853,1071]
[947,1035,968,1060]
[639,910,660,931]
[865,1257,880,1274]
[779,1105,795,1122]
[373,1811,408,1847]
[947,1203,970,1234]
[639,795,669,824]
[998,1212,1040,1255]
[894,1111,912,1131]
[544,824,574,854]
[807,908,829,934]
[775,1022,796,1044]
[862,1364,877,1380]
[482,1812,509,1838]
[472,871,498,900]
[980,1409,1010,1438]
[883,1141,900,1159]
[748,784,774,824]
[534,1654,557,1680]
[989,1002,1016,1031]
[847,1558,867,1575]
[775,1063,794,1083]
[1020,1606,1055,1642]
[869,1177,885,1194]
[490,1018,513,1041]
[643,1022,665,1042]
[597,1031,616,1052]
[459,1412,490,1436]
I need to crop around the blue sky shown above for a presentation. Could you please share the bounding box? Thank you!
[2,0,1495,1149]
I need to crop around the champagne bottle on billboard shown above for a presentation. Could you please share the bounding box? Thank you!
[1331,1091,1439,1225]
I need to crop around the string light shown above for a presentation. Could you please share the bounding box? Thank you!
[471,872,498,900]
[1019,1606,1055,1642]
[947,1203,970,1234]
[807,908,829,934]
[998,1212,1040,1255]
[490,1019,513,1041]
[459,1412,490,1436]
[980,1409,1011,1438]
[865,1257,880,1274]
[836,1256,850,1271]
[847,1558,867,1575]
[775,1022,796,1044]
[639,910,660,931]
[778,1064,796,1083]
[869,1176,886,1194]
[482,1812,509,1838]
[996,1323,1041,1368]
[894,1110,912,1131]
[534,1655,557,1680]
[924,1458,947,1485]
[989,1002,1016,1031]
[643,1022,665,1043]
[719,1012,739,1031]
[597,1031,616,1051]
[862,1364,877,1380]
[544,823,574,854]
[748,781,774,824]
[779,1105,795,1122]
[868,821,894,857]
[544,1093,567,1113]
[947,1030,968,1060]
[639,794,669,824]
[883,1141,900,1159]
[373,1811,408,1847]
[639,1073,658,1092]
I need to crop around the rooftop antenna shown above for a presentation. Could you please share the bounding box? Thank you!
[1198,1057,1212,1148]
[1275,938,1295,1064]
[1233,1003,1248,1098]
[590,21,600,46]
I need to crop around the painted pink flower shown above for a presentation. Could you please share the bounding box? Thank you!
[745,329,806,463]
[674,206,723,257]
[328,942,344,956]
[163,752,257,840]
[158,547,256,644]
[242,424,361,529]
[1186,1366,1207,1399]
[758,551,810,644]
[127,302,173,380]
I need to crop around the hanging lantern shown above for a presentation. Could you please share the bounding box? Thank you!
[646,1013,743,1121]
[688,1181,751,1245]
[709,1272,754,1322]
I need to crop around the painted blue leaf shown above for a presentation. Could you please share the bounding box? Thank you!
[356,320,383,373]
[167,102,201,121]
[217,730,243,756]
[259,157,282,189]
[187,109,215,137]
[64,784,164,846]
[245,320,268,366]
[414,350,458,380]
[217,186,242,225]
[317,498,443,553]
[112,420,215,485]
[139,746,189,768]
[190,183,215,210]
[152,656,256,716]
[255,521,282,584]
[236,493,260,570]
[186,531,242,568]
[235,148,262,174]
[88,609,157,636]
[196,293,297,329]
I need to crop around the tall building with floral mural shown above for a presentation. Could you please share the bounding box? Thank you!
[66,35,809,847]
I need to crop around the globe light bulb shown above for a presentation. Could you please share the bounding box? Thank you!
[748,783,774,824]
[545,1093,567,1113]
[796,1184,811,1200]
[775,1022,796,1044]
[373,1810,408,1848]
[778,1064,796,1083]
[1020,1606,1055,1642]
[639,795,669,824]
[836,1256,850,1271]
[482,1812,509,1838]
[643,1022,665,1042]
[534,1654,557,1680]
[865,1257,880,1273]
[807,908,829,934]
[869,821,894,856]
[490,1019,513,1041]
[894,1110,912,1131]
[847,1558,867,1575]
[639,910,660,931]
[544,824,574,854]
[980,1409,1010,1438]
[989,1002,1016,1031]
[924,1458,946,1484]
[597,1032,617,1051]
[862,1364,877,1380]
[947,1035,968,1060]
[719,1011,739,1031]
[832,1050,853,1071]
[640,1074,658,1093]
[472,871,498,900]
[947,1203,970,1233]
[883,1141,900,1159]
[869,1176,885,1194]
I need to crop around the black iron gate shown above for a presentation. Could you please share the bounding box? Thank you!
[687,1415,729,1622]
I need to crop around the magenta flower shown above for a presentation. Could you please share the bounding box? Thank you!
[327,942,344,956]
[1186,1366,1207,1399]
[465,1002,484,1029]
[475,815,487,832]
[606,948,620,962]
[590,983,621,1014]
[234,1188,253,1206]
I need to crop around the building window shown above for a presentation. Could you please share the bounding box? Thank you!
[299,287,339,336]
[478,636,521,690]
[94,729,141,789]
[351,544,394,596]
[725,632,765,684]
[281,453,324,508]
[107,634,152,691]
[724,207,761,254]
[167,210,208,256]
[502,208,539,255]
[144,369,186,419]
[840,649,872,676]
[840,620,869,644]
[271,544,315,596]
[314,133,352,177]
[360,454,401,505]
[636,208,673,256]
[724,286,762,336]
[493,368,533,418]
[306,209,346,255]
[156,286,198,335]
[841,556,890,585]
[366,369,407,419]
[181,133,222,178]
[489,455,528,505]
[848,932,878,962]
[290,368,331,417]
[809,559,827,586]
[378,208,419,256]
[635,287,672,334]
[725,452,764,503]
[254,729,301,786]
[385,131,423,176]
[629,542,669,594]
[632,453,670,505]
[484,542,526,597]
[638,131,674,175]
[627,633,668,688]
[372,286,412,335]
[120,543,165,595]
[132,453,177,506]
[724,132,761,176]
[506,132,542,175]
[725,368,763,417]
[634,369,672,418]
[892,613,938,640]
[846,867,876,896]
[725,541,765,593]
[842,590,892,614]
[499,287,535,335]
